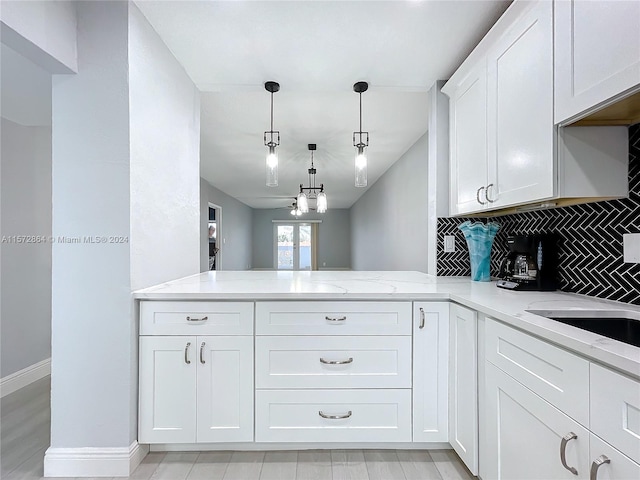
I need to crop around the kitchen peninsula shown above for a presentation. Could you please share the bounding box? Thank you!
[134,271,640,478]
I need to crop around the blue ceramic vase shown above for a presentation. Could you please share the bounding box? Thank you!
[458,220,500,282]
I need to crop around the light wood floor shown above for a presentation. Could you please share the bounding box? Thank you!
[1,377,474,480]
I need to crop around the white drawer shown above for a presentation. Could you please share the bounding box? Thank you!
[255,336,411,389]
[255,301,412,336]
[255,389,411,442]
[590,434,640,479]
[140,301,253,335]
[590,363,640,464]
[485,318,590,426]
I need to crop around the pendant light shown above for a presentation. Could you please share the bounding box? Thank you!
[264,81,280,187]
[353,81,369,187]
[297,144,327,214]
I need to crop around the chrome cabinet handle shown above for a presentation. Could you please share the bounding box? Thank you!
[476,186,487,205]
[419,307,425,329]
[325,316,347,322]
[200,342,206,364]
[486,183,496,203]
[186,316,208,322]
[320,357,353,365]
[184,342,191,364]
[560,432,578,475]
[590,455,610,480]
[319,410,352,419]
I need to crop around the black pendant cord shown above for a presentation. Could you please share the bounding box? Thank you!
[359,92,362,134]
[270,91,274,134]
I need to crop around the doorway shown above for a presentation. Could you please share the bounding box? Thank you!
[274,223,314,270]
[208,203,221,270]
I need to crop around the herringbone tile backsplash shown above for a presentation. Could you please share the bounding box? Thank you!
[437,123,640,305]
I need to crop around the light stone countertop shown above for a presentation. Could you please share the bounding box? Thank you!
[134,270,640,379]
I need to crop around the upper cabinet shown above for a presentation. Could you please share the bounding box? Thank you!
[443,0,629,216]
[554,0,640,126]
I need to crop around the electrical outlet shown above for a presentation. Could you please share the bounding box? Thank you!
[444,235,455,252]
[623,233,640,263]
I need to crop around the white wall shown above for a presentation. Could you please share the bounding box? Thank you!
[129,3,200,290]
[252,209,351,269]
[350,133,429,272]
[0,0,77,73]
[200,179,253,271]
[0,118,51,378]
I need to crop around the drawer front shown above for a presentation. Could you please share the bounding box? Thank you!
[140,301,253,335]
[589,433,640,480]
[590,363,640,464]
[255,389,411,442]
[256,336,412,389]
[255,301,412,336]
[485,318,589,426]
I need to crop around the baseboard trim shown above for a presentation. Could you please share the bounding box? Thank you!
[150,441,452,452]
[44,441,149,477]
[0,358,51,398]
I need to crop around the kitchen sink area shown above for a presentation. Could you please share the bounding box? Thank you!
[527,309,640,347]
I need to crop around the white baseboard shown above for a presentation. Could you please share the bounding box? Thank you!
[150,441,452,452]
[44,441,149,477]
[0,358,51,398]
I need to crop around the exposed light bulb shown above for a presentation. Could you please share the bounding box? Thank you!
[297,192,309,213]
[355,146,367,187]
[266,145,278,187]
[316,192,327,213]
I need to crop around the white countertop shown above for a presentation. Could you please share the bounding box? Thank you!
[134,270,640,378]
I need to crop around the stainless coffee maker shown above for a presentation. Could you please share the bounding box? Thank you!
[497,235,557,291]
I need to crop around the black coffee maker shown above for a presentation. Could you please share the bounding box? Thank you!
[497,234,558,291]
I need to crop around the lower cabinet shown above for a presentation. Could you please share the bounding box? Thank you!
[449,303,478,474]
[139,335,253,443]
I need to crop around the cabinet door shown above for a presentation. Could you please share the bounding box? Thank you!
[413,302,449,442]
[589,434,640,480]
[485,362,590,480]
[449,304,478,475]
[487,0,555,208]
[449,64,488,215]
[555,0,640,124]
[139,336,197,443]
[196,336,254,442]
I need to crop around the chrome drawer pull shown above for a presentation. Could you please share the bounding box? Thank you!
[419,307,425,329]
[476,186,487,205]
[319,410,352,419]
[325,316,347,322]
[486,183,496,203]
[186,316,208,322]
[184,342,191,364]
[200,342,206,364]
[560,432,578,475]
[320,357,353,365]
[590,455,610,480]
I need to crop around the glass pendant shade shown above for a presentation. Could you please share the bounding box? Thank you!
[355,146,367,187]
[316,192,327,213]
[266,145,278,187]
[297,192,309,213]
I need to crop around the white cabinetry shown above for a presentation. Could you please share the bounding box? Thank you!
[554,0,640,125]
[443,0,629,215]
[138,302,254,444]
[413,302,449,442]
[484,317,640,479]
[449,303,478,475]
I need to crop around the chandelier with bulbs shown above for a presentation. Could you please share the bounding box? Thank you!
[297,144,327,214]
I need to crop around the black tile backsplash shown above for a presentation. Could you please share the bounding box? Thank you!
[437,123,640,305]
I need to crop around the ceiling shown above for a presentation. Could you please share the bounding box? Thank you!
[139,1,511,208]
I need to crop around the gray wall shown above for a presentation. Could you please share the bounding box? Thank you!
[0,118,52,378]
[350,133,429,272]
[200,179,253,271]
[252,209,351,269]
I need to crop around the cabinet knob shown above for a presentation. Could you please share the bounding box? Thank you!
[419,307,425,329]
[590,455,610,480]
[560,432,578,475]
[476,186,487,205]
[184,342,191,365]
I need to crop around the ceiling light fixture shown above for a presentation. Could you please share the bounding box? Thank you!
[290,200,303,217]
[297,144,327,214]
[353,81,369,187]
[264,81,280,187]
